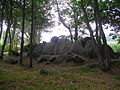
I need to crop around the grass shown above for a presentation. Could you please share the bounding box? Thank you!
[18,87,34,90]
[0,69,21,80]
[4,58,18,64]
[114,77,120,80]
[39,68,63,75]
[0,61,120,90]
[73,67,99,73]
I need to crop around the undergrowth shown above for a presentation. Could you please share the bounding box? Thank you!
[109,43,120,52]
[0,61,120,90]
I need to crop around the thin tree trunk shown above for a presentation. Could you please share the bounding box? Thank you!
[80,0,105,71]
[81,0,94,38]
[93,0,111,71]
[9,30,12,55]
[29,0,34,68]
[74,26,78,41]
[0,0,13,59]
[56,2,73,43]
[93,5,99,43]
[9,0,14,56]
[73,13,78,41]
[74,15,78,41]
[37,29,41,44]
[68,27,73,43]
[11,25,16,49]
[11,1,16,51]
[0,0,5,40]
[68,2,79,41]
[32,18,37,44]
[19,0,26,64]
[15,40,18,51]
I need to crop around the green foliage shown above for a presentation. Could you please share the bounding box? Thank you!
[0,43,9,55]
[99,0,120,30]
[117,38,120,44]
[0,42,3,52]
[62,8,71,15]
[109,43,120,52]
[0,0,53,48]
[4,52,9,55]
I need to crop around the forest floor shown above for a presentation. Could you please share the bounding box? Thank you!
[0,55,120,90]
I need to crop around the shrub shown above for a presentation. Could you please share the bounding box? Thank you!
[109,43,120,52]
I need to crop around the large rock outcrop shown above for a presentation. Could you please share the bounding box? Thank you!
[33,43,46,57]
[51,36,59,43]
[98,44,115,59]
[71,37,114,59]
[41,42,56,55]
[71,40,84,56]
[53,39,72,54]
[32,36,115,59]
[83,38,96,58]
[71,37,95,58]
[33,37,72,55]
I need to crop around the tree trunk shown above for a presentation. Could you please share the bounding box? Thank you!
[9,30,12,55]
[80,0,94,39]
[74,13,78,41]
[15,40,18,52]
[11,25,16,49]
[19,0,26,64]
[74,26,78,41]
[32,23,37,44]
[68,27,73,43]
[37,29,41,44]
[11,16,17,50]
[56,2,73,43]
[81,0,107,71]
[0,0,5,40]
[93,5,99,43]
[74,15,78,41]
[93,0,111,72]
[0,0,13,59]
[29,0,34,68]
[9,0,14,56]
